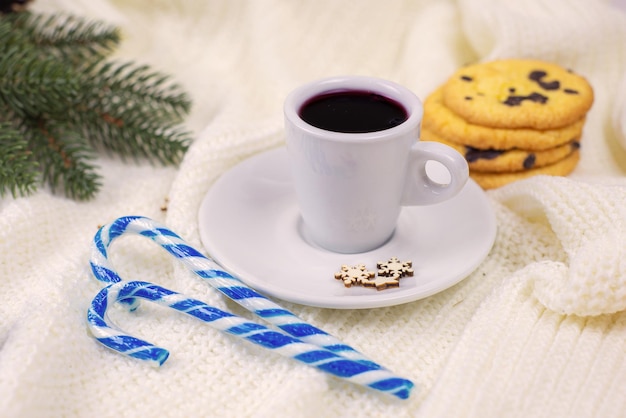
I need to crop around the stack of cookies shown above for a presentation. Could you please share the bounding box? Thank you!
[422,59,594,189]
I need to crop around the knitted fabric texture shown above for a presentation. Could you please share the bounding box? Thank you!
[494,177,626,316]
[1,0,625,417]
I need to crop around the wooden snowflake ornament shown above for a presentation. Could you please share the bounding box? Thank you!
[359,274,402,291]
[334,257,414,291]
[334,264,375,288]
[377,257,414,279]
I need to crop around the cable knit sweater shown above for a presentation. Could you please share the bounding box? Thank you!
[1,0,625,417]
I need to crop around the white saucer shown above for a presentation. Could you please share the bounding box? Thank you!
[198,147,496,309]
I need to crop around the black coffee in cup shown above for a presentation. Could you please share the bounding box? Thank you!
[299,90,408,133]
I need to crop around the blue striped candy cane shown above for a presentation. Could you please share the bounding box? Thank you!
[88,216,414,399]
[88,280,412,398]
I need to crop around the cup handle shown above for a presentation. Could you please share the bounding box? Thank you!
[401,141,469,206]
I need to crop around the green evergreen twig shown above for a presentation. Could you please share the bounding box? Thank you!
[0,9,192,200]
[7,11,120,62]
[26,120,101,200]
[0,122,38,197]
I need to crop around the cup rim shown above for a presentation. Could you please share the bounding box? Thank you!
[284,75,424,143]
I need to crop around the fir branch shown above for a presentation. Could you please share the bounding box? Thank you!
[68,61,192,163]
[0,46,79,118]
[4,11,120,63]
[26,120,101,200]
[66,102,189,165]
[0,122,38,197]
[85,61,191,119]
[0,9,192,200]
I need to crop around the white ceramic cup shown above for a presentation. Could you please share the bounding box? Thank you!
[284,76,469,254]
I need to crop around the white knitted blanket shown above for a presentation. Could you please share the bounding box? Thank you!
[2,0,626,417]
